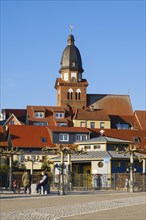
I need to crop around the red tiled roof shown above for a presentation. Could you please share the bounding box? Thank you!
[87,94,133,115]
[74,108,110,121]
[0,125,8,147]
[134,111,146,130]
[3,109,26,124]
[48,126,90,133]
[89,128,146,150]
[8,125,55,148]
[27,105,76,127]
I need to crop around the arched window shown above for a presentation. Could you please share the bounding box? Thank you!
[75,89,81,100]
[67,88,73,100]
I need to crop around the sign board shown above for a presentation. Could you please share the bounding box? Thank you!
[104,157,110,163]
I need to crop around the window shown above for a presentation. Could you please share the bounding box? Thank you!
[84,145,91,150]
[57,123,67,127]
[35,112,44,118]
[90,122,95,128]
[55,113,64,118]
[114,161,121,167]
[100,122,105,128]
[94,145,100,149]
[59,133,69,142]
[33,122,48,126]
[80,121,86,127]
[41,137,47,143]
[72,61,77,67]
[78,73,82,82]
[76,134,87,141]
[10,120,15,125]
[64,73,68,81]
[75,89,81,100]
[116,123,130,130]
[134,137,140,143]
[67,88,73,100]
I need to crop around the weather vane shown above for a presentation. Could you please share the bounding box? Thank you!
[70,25,73,33]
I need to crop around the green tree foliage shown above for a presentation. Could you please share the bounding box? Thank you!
[41,156,50,172]
[0,164,9,173]
[12,160,26,171]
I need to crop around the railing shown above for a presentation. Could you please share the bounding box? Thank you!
[1,172,146,192]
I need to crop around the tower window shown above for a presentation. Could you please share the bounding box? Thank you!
[75,89,81,100]
[78,73,82,82]
[68,92,73,99]
[72,61,77,67]
[68,88,73,100]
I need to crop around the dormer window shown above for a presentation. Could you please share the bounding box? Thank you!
[116,123,130,130]
[35,112,44,118]
[55,113,64,118]
[72,60,77,67]
[134,137,140,143]
[41,137,47,143]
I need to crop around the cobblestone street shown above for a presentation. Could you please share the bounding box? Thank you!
[0,191,146,220]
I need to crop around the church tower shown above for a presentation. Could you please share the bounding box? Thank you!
[55,34,88,108]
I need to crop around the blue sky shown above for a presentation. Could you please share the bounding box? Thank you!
[1,0,145,111]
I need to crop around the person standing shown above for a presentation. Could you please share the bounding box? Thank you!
[22,170,31,194]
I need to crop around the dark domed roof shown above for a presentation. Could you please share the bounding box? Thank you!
[60,35,84,73]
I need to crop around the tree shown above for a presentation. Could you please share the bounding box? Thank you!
[42,144,85,195]
[41,156,51,172]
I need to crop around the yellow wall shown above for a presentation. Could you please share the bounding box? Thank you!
[73,120,111,129]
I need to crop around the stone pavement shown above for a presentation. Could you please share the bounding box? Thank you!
[0,190,146,220]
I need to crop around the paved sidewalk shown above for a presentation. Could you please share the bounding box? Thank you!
[0,191,146,220]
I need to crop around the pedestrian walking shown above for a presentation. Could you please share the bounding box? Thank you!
[22,170,31,194]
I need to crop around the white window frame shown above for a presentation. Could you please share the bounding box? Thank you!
[55,113,64,118]
[76,134,87,142]
[35,112,44,118]
[59,133,69,142]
